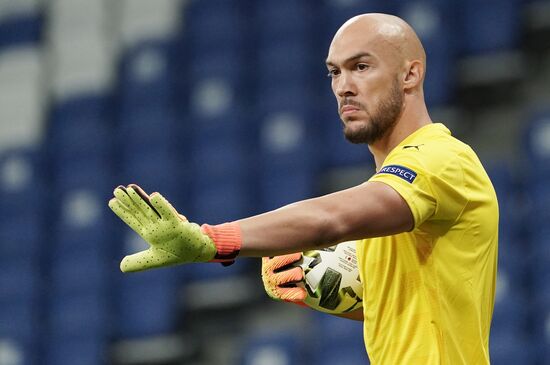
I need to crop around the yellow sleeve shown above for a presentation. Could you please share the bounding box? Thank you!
[369,149,468,229]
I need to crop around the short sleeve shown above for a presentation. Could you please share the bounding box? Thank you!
[369,148,468,229]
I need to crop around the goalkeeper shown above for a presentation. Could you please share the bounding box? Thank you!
[109,13,498,365]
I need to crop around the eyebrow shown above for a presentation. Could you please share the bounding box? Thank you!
[325,52,374,67]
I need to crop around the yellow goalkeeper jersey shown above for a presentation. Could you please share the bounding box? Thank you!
[357,123,498,365]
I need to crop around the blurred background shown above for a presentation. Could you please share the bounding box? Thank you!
[0,0,549,364]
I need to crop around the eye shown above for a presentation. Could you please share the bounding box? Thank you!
[327,68,340,78]
[356,63,369,71]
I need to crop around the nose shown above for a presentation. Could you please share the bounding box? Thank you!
[334,71,357,98]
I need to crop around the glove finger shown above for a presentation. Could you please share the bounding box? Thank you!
[263,252,302,272]
[126,184,161,222]
[108,198,145,234]
[271,266,304,286]
[113,187,149,225]
[276,286,307,302]
[120,248,180,273]
[149,193,180,221]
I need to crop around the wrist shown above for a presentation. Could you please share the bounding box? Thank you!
[201,222,242,262]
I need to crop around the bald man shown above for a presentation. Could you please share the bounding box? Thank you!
[109,13,498,365]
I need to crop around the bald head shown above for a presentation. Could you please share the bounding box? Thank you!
[325,13,430,146]
[328,13,426,81]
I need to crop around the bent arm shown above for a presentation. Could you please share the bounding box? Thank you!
[238,181,414,257]
[335,308,364,321]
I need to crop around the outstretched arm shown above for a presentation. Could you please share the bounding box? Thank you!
[237,181,414,257]
[108,181,413,272]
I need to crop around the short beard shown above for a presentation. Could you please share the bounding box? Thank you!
[343,78,403,145]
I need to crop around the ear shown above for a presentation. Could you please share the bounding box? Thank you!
[402,60,424,92]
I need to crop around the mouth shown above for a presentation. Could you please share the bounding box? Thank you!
[340,105,361,117]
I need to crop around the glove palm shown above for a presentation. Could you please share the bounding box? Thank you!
[109,185,216,272]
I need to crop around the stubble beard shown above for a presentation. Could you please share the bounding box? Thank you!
[342,78,404,145]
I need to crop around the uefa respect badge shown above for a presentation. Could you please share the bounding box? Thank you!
[377,165,417,183]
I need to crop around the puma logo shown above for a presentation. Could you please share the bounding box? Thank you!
[402,144,424,150]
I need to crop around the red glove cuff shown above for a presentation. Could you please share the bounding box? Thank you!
[201,222,242,262]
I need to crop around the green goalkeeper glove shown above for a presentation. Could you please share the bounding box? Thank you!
[108,184,241,273]
[262,253,307,303]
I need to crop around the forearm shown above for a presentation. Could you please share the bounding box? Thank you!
[235,181,413,257]
[237,196,344,257]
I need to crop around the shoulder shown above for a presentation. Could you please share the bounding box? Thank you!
[386,125,474,177]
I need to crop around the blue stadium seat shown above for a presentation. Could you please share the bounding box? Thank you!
[0,214,42,259]
[53,158,113,197]
[256,42,314,87]
[0,11,42,49]
[0,259,39,300]
[185,0,248,52]
[116,39,181,164]
[311,311,364,342]
[309,312,368,364]
[258,110,318,210]
[0,148,46,218]
[314,342,369,365]
[187,259,253,282]
[486,163,518,229]
[534,344,550,365]
[191,139,250,182]
[489,331,536,365]
[48,291,110,338]
[192,183,251,223]
[121,152,184,204]
[48,95,113,162]
[260,170,317,211]
[240,331,304,365]
[491,289,528,335]
[117,107,179,153]
[46,337,106,365]
[257,83,316,119]
[118,40,174,110]
[190,47,243,79]
[49,248,111,294]
[528,226,550,352]
[523,108,550,172]
[189,112,251,147]
[187,58,250,120]
[525,183,550,226]
[459,0,521,55]
[53,221,114,261]
[530,230,550,287]
[115,272,181,338]
[259,111,318,164]
[255,0,314,42]
[0,336,37,365]
[49,95,110,127]
[398,0,457,106]
[188,121,254,221]
[52,185,115,248]
[0,299,39,344]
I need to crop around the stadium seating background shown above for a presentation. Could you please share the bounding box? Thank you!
[0,0,549,364]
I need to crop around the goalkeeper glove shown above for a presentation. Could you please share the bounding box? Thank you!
[261,253,307,303]
[108,184,241,272]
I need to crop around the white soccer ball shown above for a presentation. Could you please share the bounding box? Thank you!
[295,241,363,314]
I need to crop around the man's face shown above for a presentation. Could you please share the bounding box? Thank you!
[326,27,404,145]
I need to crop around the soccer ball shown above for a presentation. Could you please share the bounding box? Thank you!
[295,240,363,314]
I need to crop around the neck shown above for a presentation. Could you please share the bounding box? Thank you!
[369,97,432,170]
